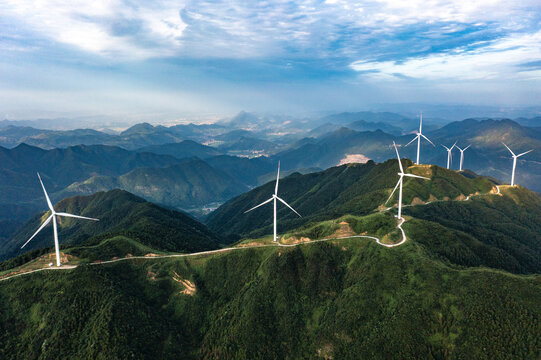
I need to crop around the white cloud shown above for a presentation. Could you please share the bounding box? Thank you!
[350,31,541,81]
[0,0,186,59]
[0,0,540,69]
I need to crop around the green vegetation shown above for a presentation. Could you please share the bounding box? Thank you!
[59,159,248,210]
[136,140,222,159]
[1,159,540,359]
[2,190,222,260]
[283,212,399,243]
[207,160,497,241]
[0,236,539,359]
[403,186,541,274]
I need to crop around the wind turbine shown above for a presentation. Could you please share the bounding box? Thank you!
[503,143,533,186]
[21,173,99,267]
[456,144,471,171]
[386,142,430,219]
[244,161,301,242]
[441,141,457,169]
[405,112,435,165]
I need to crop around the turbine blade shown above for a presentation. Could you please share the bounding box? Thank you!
[419,112,423,133]
[56,212,99,221]
[275,161,280,195]
[455,145,463,152]
[37,173,54,211]
[517,149,533,157]
[421,134,435,146]
[276,196,301,217]
[393,142,404,173]
[405,135,419,147]
[244,197,274,213]
[464,144,471,151]
[404,173,430,180]
[21,215,53,249]
[502,143,515,156]
[386,179,401,204]
[441,145,449,151]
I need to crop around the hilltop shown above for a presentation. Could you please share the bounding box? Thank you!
[206,161,496,240]
[1,190,222,261]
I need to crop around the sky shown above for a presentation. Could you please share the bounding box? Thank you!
[1,0,541,122]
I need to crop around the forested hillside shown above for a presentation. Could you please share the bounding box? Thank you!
[206,160,495,240]
[0,236,539,359]
[1,190,221,260]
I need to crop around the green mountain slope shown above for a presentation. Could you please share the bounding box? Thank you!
[1,190,221,260]
[0,235,539,359]
[403,185,541,274]
[205,155,275,187]
[136,140,222,159]
[58,159,248,212]
[206,160,495,240]
[1,164,541,359]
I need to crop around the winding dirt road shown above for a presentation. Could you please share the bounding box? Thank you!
[0,186,501,283]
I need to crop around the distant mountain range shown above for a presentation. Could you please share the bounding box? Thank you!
[1,115,540,251]
[136,140,222,159]
[0,143,273,232]
[58,159,249,213]
[274,118,541,193]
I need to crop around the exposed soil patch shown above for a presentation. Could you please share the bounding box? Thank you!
[326,221,355,238]
[172,271,196,296]
[282,236,312,245]
[147,270,157,280]
[238,242,266,247]
[338,154,370,165]
[410,197,426,205]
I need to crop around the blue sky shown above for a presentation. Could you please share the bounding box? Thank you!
[1,0,541,121]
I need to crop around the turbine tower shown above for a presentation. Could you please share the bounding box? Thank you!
[503,143,533,186]
[386,142,430,219]
[21,173,99,266]
[244,161,301,242]
[405,112,435,165]
[456,144,471,171]
[441,141,457,169]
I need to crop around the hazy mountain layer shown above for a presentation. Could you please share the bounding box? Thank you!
[58,159,249,211]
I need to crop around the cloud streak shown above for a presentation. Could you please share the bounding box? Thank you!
[1,0,540,118]
[350,31,541,81]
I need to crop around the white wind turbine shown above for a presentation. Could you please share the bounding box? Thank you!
[441,141,457,169]
[244,161,301,242]
[386,142,430,219]
[21,173,99,267]
[503,143,533,186]
[456,144,471,171]
[405,112,435,165]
